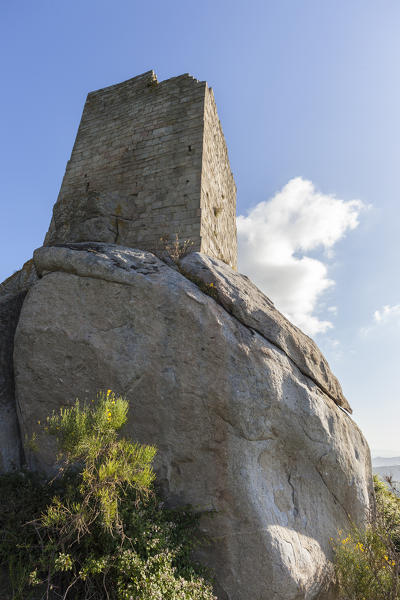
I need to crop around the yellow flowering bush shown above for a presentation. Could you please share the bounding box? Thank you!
[0,391,216,600]
[333,476,400,599]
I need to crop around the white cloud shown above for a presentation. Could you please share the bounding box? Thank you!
[374,304,400,324]
[237,177,364,336]
[360,304,400,336]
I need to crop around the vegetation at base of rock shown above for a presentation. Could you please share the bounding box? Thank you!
[0,391,216,600]
[333,475,400,599]
[154,232,194,266]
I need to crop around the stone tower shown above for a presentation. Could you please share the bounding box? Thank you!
[45,71,237,269]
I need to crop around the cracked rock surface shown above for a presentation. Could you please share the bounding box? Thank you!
[180,252,351,413]
[13,244,372,600]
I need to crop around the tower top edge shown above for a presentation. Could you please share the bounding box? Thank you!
[87,71,207,99]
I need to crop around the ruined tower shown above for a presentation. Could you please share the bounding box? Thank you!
[45,71,237,269]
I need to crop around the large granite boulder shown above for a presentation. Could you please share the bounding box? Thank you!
[13,244,373,600]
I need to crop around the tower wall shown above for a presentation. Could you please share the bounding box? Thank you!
[45,71,237,267]
[200,86,237,269]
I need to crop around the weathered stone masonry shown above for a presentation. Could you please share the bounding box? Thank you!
[45,70,237,268]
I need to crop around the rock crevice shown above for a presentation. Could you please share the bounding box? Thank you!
[180,253,351,412]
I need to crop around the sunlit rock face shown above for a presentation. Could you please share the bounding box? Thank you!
[12,243,373,600]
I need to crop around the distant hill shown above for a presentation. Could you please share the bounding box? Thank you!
[372,456,400,467]
[373,465,400,483]
[372,457,400,484]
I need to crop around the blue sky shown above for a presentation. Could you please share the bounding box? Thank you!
[1,0,399,455]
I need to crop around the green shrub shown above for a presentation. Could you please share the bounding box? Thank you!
[333,475,400,599]
[0,391,216,600]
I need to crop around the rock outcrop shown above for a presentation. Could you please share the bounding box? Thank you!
[0,70,373,599]
[0,259,38,471]
[10,243,373,600]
